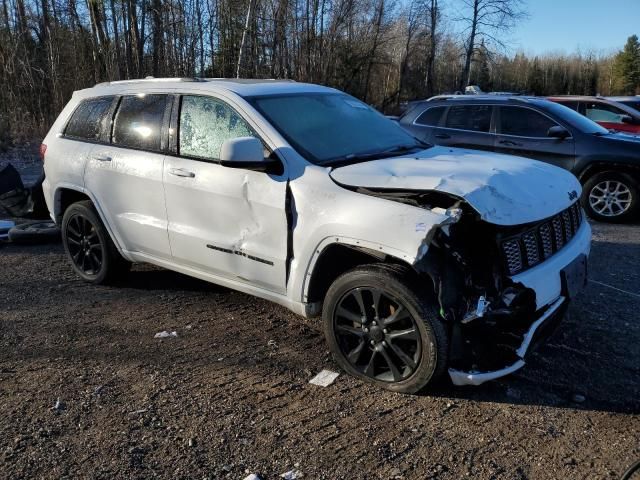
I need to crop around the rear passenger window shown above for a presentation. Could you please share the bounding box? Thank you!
[179,96,256,160]
[113,94,169,151]
[65,97,114,140]
[415,106,446,126]
[445,105,491,132]
[499,106,558,137]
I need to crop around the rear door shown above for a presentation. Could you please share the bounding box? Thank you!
[162,94,289,294]
[431,104,495,151]
[85,93,172,259]
[495,105,575,171]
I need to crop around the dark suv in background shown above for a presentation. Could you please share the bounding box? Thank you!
[399,96,640,222]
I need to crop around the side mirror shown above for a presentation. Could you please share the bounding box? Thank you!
[219,137,280,172]
[620,114,635,125]
[547,126,570,139]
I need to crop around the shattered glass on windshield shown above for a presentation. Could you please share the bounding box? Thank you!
[180,96,255,160]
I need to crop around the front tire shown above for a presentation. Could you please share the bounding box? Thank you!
[61,201,130,284]
[322,264,448,394]
[582,171,638,223]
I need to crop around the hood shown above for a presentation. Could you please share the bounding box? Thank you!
[329,146,582,226]
[601,131,640,143]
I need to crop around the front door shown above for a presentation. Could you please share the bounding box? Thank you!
[163,94,289,294]
[494,105,575,171]
[85,93,172,259]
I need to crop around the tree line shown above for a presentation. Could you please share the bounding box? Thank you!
[1,0,639,145]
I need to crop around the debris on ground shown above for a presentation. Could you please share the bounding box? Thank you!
[51,397,65,412]
[0,219,15,240]
[280,469,302,479]
[154,330,178,339]
[571,393,586,403]
[243,474,262,480]
[308,369,340,387]
[8,220,60,245]
[0,163,34,217]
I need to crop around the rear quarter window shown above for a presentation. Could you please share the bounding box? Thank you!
[113,94,169,151]
[64,96,114,140]
[415,106,446,126]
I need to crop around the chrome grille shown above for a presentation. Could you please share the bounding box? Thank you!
[501,202,583,276]
[522,231,539,265]
[539,223,553,259]
[502,239,523,274]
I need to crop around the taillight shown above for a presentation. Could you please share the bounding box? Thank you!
[39,143,47,162]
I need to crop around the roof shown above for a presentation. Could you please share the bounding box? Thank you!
[80,77,337,98]
[546,95,606,100]
[422,94,541,104]
[607,96,640,101]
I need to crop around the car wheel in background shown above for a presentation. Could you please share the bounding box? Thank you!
[582,171,638,223]
[61,200,131,284]
[8,220,60,244]
[322,264,448,394]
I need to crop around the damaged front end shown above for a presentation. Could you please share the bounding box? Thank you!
[360,187,577,386]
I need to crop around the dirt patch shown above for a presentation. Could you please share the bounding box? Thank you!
[0,222,639,479]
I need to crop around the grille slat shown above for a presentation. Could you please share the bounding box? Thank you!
[501,203,583,276]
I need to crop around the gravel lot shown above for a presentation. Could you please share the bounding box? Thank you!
[1,150,639,479]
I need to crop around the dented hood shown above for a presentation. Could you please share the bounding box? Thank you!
[329,146,582,226]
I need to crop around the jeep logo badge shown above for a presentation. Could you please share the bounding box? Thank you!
[568,190,578,201]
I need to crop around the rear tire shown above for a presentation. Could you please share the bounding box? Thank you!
[582,171,638,223]
[322,264,448,394]
[61,201,130,284]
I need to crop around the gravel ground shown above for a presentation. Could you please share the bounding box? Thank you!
[1,148,639,479]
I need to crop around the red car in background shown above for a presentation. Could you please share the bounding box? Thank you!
[548,96,640,135]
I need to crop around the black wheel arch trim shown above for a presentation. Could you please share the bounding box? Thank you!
[55,186,126,255]
[577,161,640,184]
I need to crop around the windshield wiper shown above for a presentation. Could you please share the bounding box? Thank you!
[381,143,426,155]
[322,142,428,167]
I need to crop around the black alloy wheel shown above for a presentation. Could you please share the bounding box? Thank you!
[323,264,448,394]
[333,287,421,382]
[65,213,104,276]
[61,200,130,284]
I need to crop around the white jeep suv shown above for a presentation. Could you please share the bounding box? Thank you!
[42,78,591,393]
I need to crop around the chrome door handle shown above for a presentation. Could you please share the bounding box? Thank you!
[93,154,112,162]
[169,168,196,178]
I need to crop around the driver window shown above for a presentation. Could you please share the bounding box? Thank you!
[179,96,257,160]
[499,106,559,137]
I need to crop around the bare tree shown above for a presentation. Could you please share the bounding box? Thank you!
[425,0,439,96]
[456,0,526,90]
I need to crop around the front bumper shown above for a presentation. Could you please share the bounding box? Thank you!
[448,295,566,386]
[447,218,591,386]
